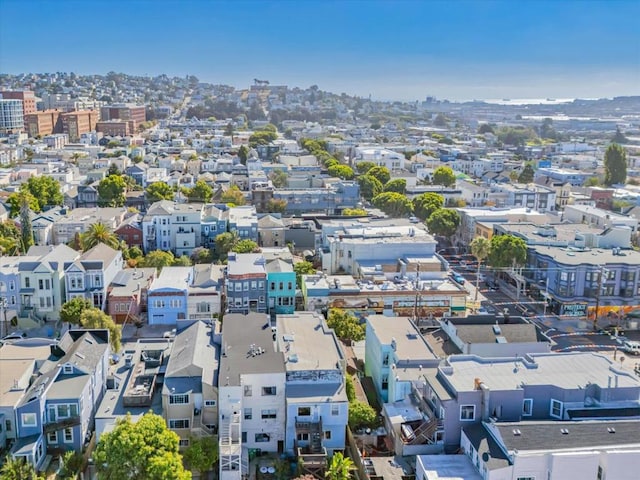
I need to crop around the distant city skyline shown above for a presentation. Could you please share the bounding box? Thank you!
[1,0,638,101]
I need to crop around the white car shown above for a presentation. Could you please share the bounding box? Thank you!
[621,341,640,355]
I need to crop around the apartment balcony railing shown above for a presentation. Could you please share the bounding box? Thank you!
[44,415,81,433]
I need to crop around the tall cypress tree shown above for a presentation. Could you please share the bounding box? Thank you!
[604,144,627,186]
[19,195,34,251]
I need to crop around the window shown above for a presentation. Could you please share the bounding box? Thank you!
[298,407,311,416]
[262,386,276,396]
[45,279,50,290]
[522,399,533,416]
[243,283,249,291]
[259,281,264,289]
[170,299,182,308]
[261,409,277,419]
[241,432,247,443]
[179,439,189,447]
[204,400,216,407]
[297,433,309,441]
[550,399,563,419]
[244,408,252,420]
[25,277,30,288]
[244,385,252,397]
[47,431,58,443]
[255,433,270,443]
[460,405,475,421]
[169,419,190,429]
[169,394,190,405]
[516,477,535,480]
[22,413,37,426]
[64,427,73,443]
[288,282,293,290]
[39,279,44,289]
[197,302,211,313]
[382,354,389,366]
[331,405,340,416]
[5,420,12,432]
[597,466,604,480]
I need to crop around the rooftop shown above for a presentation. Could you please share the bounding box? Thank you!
[531,245,640,265]
[453,323,541,345]
[150,266,191,291]
[417,454,483,480]
[227,253,267,276]
[367,316,438,362]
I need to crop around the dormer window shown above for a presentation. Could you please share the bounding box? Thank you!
[63,364,73,374]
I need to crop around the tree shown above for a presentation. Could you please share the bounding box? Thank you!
[412,192,444,220]
[432,166,456,187]
[7,191,38,217]
[191,247,213,264]
[232,239,259,253]
[269,169,289,188]
[0,220,21,255]
[612,126,628,144]
[327,164,355,180]
[372,192,413,217]
[224,122,234,137]
[348,401,377,431]
[426,209,460,237]
[367,166,390,185]
[266,198,287,213]
[60,297,93,326]
[0,456,41,480]
[356,161,376,175]
[249,130,277,148]
[539,118,559,140]
[342,208,367,216]
[108,163,122,176]
[383,178,407,195]
[487,234,527,271]
[357,175,383,201]
[220,185,246,206]
[517,164,535,183]
[326,452,355,480]
[584,176,601,187]
[433,113,448,127]
[470,236,491,304]
[80,308,121,352]
[496,126,537,146]
[604,143,627,186]
[93,413,191,480]
[293,261,316,288]
[142,250,176,270]
[238,145,248,164]
[98,175,126,206]
[327,309,365,343]
[22,176,63,211]
[173,255,192,266]
[146,182,174,203]
[214,232,240,260]
[182,435,218,476]
[186,180,213,203]
[59,450,84,480]
[81,222,120,251]
[478,123,495,134]
[345,375,356,402]
[19,195,34,251]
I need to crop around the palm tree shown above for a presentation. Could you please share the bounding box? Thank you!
[326,452,354,480]
[81,222,120,251]
[470,236,491,306]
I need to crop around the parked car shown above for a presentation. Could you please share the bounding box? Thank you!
[450,272,465,285]
[621,341,640,355]
[485,279,499,290]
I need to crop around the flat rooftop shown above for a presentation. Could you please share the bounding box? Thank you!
[531,245,640,265]
[367,315,438,362]
[443,352,640,393]
[417,454,482,480]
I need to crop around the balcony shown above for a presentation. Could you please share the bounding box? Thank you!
[44,415,81,433]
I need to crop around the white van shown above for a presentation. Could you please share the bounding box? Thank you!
[622,341,640,355]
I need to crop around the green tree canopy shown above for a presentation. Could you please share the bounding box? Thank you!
[356,161,377,175]
[342,208,367,216]
[345,375,356,402]
[478,123,495,134]
[0,220,22,255]
[186,180,214,203]
[7,191,38,217]
[357,175,383,201]
[232,239,259,254]
[19,195,34,251]
[604,143,627,186]
[21,176,63,211]
[249,130,277,148]
[269,169,289,188]
[183,435,218,475]
[433,113,448,127]
[237,145,249,165]
[412,192,444,220]
[146,182,175,203]
[142,250,176,270]
[372,192,413,217]
[266,198,287,213]
[432,166,456,187]
[496,126,538,146]
[487,234,527,269]
[470,236,491,303]
[518,164,535,183]
[612,126,628,144]
[348,401,378,431]
[60,297,93,326]
[214,232,240,260]
[0,456,41,480]
[220,185,246,206]
[293,260,316,288]
[383,178,407,195]
[327,309,365,342]
[98,175,127,207]
[426,208,461,237]
[367,166,391,185]
[81,222,120,251]
[93,413,191,480]
[172,255,192,266]
[80,308,121,352]
[327,164,355,180]
[326,452,355,480]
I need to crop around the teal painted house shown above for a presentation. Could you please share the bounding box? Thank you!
[266,258,296,314]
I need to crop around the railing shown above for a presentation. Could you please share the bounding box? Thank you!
[44,415,81,433]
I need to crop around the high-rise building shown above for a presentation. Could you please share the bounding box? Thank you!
[0,98,24,134]
[0,90,36,116]
[60,110,99,142]
[24,110,62,137]
[100,104,146,129]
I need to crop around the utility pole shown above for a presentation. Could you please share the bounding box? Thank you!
[593,265,605,331]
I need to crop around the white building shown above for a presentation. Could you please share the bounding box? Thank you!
[142,200,204,256]
[0,99,24,133]
[218,313,286,480]
[354,147,405,171]
[462,420,640,480]
[563,204,638,233]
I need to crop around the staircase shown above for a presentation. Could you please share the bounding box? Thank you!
[408,417,440,445]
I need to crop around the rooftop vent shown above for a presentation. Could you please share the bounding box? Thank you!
[512,429,521,436]
[607,427,616,434]
[561,428,569,435]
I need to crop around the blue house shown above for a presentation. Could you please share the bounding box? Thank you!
[266,258,296,314]
[11,330,110,469]
[201,204,229,250]
[273,181,360,215]
[228,205,258,242]
[147,266,190,325]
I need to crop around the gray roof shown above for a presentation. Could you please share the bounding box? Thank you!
[266,258,293,274]
[227,253,267,276]
[219,313,285,386]
[455,324,541,345]
[109,268,156,297]
[79,242,120,266]
[463,423,511,471]
[190,264,224,288]
[367,315,438,363]
[495,420,640,452]
[531,244,640,266]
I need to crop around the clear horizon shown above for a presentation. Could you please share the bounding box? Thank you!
[1,0,639,102]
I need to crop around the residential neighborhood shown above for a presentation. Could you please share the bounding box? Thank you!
[1,69,640,480]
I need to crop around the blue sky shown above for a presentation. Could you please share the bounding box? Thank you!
[1,0,638,101]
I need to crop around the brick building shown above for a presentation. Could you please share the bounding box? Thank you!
[24,110,62,137]
[60,110,99,142]
[0,90,36,116]
[96,119,134,137]
[100,104,146,129]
